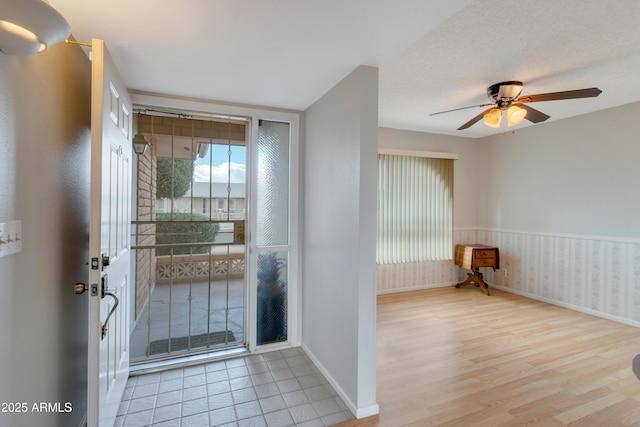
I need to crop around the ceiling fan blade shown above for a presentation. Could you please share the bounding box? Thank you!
[517,87,602,103]
[430,103,493,116]
[457,108,492,130]
[516,103,550,123]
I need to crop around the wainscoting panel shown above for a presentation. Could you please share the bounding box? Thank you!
[473,228,640,326]
[377,227,640,327]
[377,260,456,294]
[376,228,476,294]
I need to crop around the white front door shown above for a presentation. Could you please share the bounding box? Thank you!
[87,39,132,427]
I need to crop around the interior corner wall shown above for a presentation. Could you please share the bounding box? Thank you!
[376,127,479,293]
[302,65,379,417]
[0,44,92,427]
[476,102,640,237]
[475,102,640,324]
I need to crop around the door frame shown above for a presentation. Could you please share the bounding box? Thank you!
[130,93,301,354]
[249,117,300,352]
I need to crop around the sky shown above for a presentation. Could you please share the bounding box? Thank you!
[193,144,246,183]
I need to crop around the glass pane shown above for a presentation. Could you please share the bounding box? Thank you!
[155,218,220,255]
[131,113,248,363]
[257,120,290,246]
[156,157,195,215]
[194,142,247,222]
[150,117,193,216]
[256,251,288,345]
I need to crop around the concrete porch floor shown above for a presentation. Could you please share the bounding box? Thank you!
[131,278,245,362]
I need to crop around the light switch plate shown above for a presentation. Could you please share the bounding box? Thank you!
[0,220,22,258]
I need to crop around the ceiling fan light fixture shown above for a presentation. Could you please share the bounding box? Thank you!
[507,105,527,127]
[494,82,524,101]
[432,81,602,131]
[483,108,502,128]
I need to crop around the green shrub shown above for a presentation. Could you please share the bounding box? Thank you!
[156,212,220,255]
[156,158,194,199]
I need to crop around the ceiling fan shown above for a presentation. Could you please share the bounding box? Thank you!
[430,81,602,130]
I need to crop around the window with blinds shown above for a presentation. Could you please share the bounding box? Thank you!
[377,154,454,264]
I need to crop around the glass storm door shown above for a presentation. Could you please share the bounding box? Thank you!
[130,113,248,362]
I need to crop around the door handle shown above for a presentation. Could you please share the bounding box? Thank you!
[74,283,98,296]
[100,276,119,340]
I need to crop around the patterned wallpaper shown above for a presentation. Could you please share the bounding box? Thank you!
[377,228,640,327]
[377,228,475,293]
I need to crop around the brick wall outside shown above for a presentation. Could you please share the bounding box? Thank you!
[135,141,157,318]
[138,114,245,142]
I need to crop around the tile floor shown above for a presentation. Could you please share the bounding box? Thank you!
[116,347,354,426]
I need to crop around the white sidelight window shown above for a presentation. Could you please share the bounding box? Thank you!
[254,119,297,347]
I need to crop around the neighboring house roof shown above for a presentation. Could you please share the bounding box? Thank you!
[184,182,246,198]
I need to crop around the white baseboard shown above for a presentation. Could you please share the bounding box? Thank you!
[377,282,456,295]
[355,402,381,419]
[490,283,640,329]
[301,343,380,419]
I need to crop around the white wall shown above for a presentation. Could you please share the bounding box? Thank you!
[476,102,640,237]
[303,65,379,418]
[377,128,479,292]
[0,44,92,427]
[473,102,640,325]
[0,52,16,422]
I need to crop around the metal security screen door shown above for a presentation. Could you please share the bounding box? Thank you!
[130,112,248,362]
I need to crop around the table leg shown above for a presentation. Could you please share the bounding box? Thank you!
[455,268,490,296]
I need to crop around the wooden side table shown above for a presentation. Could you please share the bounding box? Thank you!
[454,244,500,296]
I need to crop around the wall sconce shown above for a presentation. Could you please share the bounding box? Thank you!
[132,133,150,155]
[0,0,71,56]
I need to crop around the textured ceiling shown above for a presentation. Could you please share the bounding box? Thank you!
[49,0,640,138]
[380,0,640,137]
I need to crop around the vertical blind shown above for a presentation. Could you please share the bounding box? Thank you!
[377,154,454,264]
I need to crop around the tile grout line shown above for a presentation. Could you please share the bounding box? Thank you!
[117,348,353,427]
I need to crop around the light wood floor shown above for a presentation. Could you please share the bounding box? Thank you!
[335,287,640,426]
